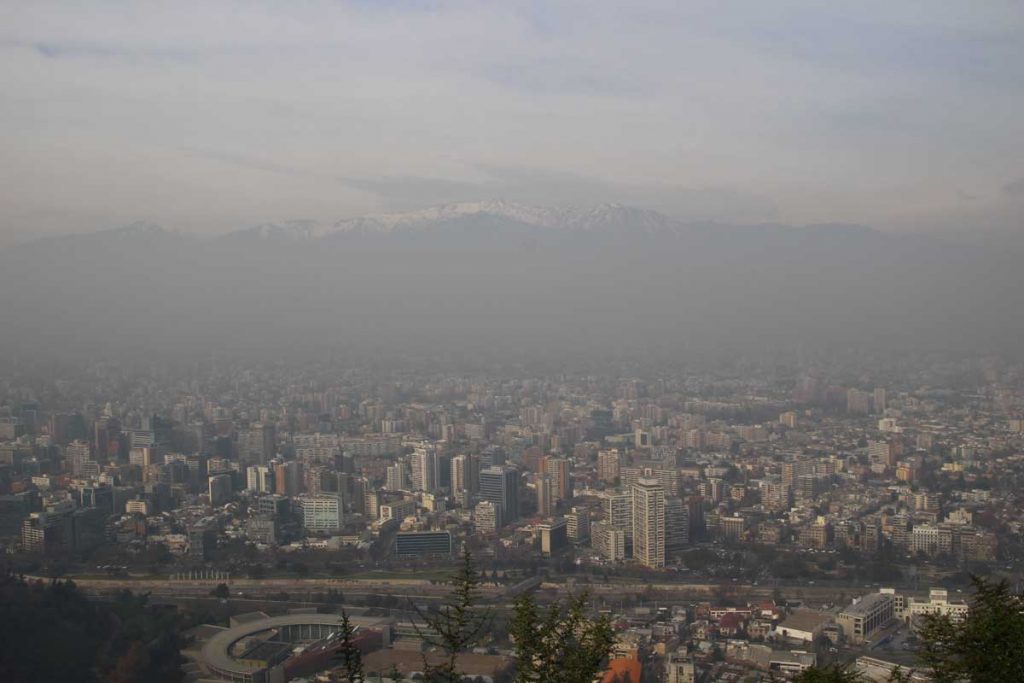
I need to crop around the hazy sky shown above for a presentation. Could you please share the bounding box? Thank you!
[2,1,1022,244]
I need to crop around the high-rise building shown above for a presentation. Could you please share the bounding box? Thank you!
[411,444,439,492]
[665,497,690,552]
[274,460,304,497]
[873,387,887,414]
[247,465,275,493]
[632,477,665,568]
[386,462,410,491]
[538,518,568,555]
[479,466,518,524]
[22,511,73,555]
[603,491,633,540]
[868,441,896,468]
[847,389,871,415]
[65,440,94,477]
[474,500,501,533]
[591,521,626,561]
[565,507,590,541]
[597,449,621,484]
[239,423,275,465]
[779,411,798,429]
[536,475,553,517]
[208,473,233,506]
[451,454,480,496]
[543,457,572,501]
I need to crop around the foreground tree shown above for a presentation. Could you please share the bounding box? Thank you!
[333,609,364,683]
[918,576,1024,682]
[791,664,863,682]
[509,591,615,683]
[791,663,913,682]
[794,577,1023,683]
[412,548,492,682]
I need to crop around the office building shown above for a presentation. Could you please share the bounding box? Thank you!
[386,462,409,491]
[474,500,501,533]
[395,530,453,556]
[411,444,439,492]
[597,449,621,483]
[300,494,344,532]
[543,457,572,501]
[274,461,304,497]
[479,466,518,523]
[565,507,590,542]
[536,475,553,517]
[665,498,690,552]
[451,454,480,498]
[538,518,568,555]
[247,465,275,494]
[208,474,233,506]
[838,593,894,644]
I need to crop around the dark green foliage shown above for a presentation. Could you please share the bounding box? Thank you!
[333,608,364,683]
[918,576,1024,682]
[411,547,492,682]
[791,663,864,682]
[0,574,183,683]
[509,591,615,683]
[795,577,1024,683]
[792,663,915,683]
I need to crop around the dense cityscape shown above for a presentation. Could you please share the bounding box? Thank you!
[2,352,1022,681]
[4,2,1024,681]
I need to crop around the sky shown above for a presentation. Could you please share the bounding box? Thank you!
[1,1,1022,246]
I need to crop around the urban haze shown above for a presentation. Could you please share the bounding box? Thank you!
[1,3,1023,683]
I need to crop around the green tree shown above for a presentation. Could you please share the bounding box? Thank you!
[411,548,492,682]
[333,609,364,683]
[509,591,615,683]
[918,576,1024,682]
[791,663,914,683]
[791,663,863,682]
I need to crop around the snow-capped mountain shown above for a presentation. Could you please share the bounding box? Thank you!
[220,201,687,241]
[328,200,685,234]
[2,200,1019,363]
[226,219,334,241]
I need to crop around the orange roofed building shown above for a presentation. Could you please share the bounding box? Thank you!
[602,657,642,683]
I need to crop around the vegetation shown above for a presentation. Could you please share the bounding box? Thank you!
[333,608,365,683]
[410,548,615,683]
[509,591,615,683]
[411,547,493,682]
[794,576,1024,683]
[918,576,1024,682]
[0,573,183,683]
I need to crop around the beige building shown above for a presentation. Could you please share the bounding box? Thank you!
[632,477,665,568]
[838,593,894,644]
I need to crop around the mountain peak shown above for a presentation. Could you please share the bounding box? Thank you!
[326,200,681,235]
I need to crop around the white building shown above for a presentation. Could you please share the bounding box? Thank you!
[299,494,344,532]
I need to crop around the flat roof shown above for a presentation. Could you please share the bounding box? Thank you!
[778,610,833,632]
[841,593,892,617]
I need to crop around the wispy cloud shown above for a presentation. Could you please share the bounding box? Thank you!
[33,41,193,62]
[1,1,1022,241]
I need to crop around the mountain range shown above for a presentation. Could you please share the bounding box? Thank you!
[1,201,1020,363]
